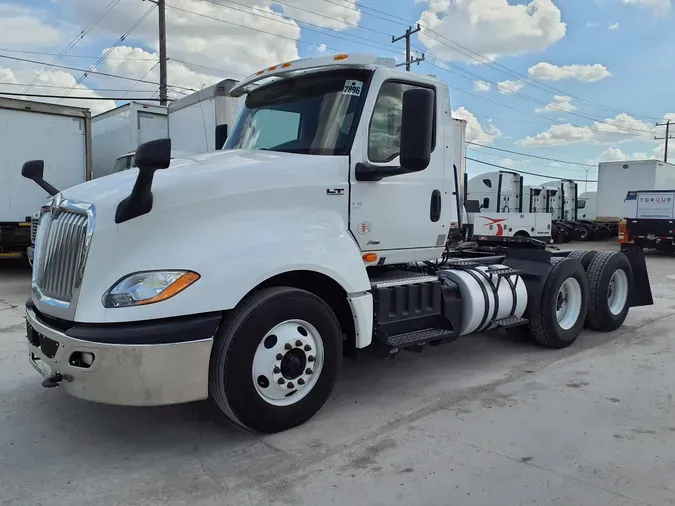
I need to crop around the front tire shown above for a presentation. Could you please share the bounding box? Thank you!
[586,252,633,331]
[528,258,589,349]
[209,287,343,433]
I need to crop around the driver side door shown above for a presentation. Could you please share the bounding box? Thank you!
[349,78,446,254]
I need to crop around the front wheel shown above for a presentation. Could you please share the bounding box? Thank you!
[209,287,343,433]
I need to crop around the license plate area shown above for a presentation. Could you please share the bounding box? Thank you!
[26,321,60,358]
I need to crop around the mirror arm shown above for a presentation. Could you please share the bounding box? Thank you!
[354,162,415,182]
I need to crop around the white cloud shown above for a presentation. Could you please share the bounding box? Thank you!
[416,0,566,63]
[621,0,671,17]
[0,67,116,115]
[608,21,621,29]
[500,158,514,167]
[277,0,360,30]
[528,62,612,82]
[0,3,67,46]
[473,80,491,92]
[585,21,600,28]
[535,95,577,113]
[497,80,524,95]
[315,43,327,53]
[519,113,659,147]
[453,106,502,145]
[593,147,650,162]
[664,112,675,121]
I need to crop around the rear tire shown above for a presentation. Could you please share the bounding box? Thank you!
[209,287,343,433]
[528,258,589,349]
[566,250,598,269]
[585,252,633,331]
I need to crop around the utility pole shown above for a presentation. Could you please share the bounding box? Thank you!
[655,120,673,163]
[392,24,425,71]
[158,0,168,105]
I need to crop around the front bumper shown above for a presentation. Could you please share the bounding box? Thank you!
[25,305,221,406]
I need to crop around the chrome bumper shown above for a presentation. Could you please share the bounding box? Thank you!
[25,307,214,406]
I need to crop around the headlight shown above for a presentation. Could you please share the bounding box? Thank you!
[102,270,200,308]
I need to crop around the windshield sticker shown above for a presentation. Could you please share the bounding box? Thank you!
[343,80,363,96]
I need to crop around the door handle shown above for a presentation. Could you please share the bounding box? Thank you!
[430,189,441,222]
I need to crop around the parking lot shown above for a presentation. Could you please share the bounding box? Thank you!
[2,241,675,506]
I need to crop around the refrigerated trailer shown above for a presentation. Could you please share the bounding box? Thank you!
[0,97,91,260]
[92,102,168,179]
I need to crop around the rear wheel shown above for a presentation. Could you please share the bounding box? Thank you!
[209,287,343,433]
[566,249,598,269]
[586,252,632,331]
[528,258,589,348]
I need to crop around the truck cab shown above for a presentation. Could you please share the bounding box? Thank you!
[23,54,652,434]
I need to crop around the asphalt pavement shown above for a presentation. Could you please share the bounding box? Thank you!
[1,242,674,506]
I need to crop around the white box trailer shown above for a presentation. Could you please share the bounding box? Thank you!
[597,160,675,221]
[167,79,244,154]
[92,102,168,179]
[0,97,91,258]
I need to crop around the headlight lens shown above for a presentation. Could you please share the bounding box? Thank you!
[102,270,200,308]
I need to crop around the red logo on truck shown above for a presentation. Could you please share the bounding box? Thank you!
[480,216,507,236]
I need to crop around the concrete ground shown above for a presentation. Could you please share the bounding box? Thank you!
[1,241,674,506]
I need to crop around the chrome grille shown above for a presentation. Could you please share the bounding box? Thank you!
[30,215,39,243]
[33,209,90,303]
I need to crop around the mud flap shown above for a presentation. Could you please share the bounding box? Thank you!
[620,244,653,307]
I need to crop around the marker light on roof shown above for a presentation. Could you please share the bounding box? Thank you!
[268,65,277,71]
[334,54,348,61]
[281,62,292,68]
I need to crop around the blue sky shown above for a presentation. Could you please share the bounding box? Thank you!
[0,0,673,188]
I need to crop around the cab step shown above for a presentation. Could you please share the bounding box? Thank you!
[491,316,528,329]
[385,327,455,348]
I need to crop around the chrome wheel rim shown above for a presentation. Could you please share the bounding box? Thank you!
[252,319,324,406]
[556,278,582,330]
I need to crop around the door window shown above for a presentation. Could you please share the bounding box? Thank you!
[368,81,435,163]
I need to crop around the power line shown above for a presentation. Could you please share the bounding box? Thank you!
[0,82,159,92]
[313,0,661,121]
[467,142,595,167]
[0,53,196,91]
[22,0,122,94]
[466,156,597,182]
[167,58,248,78]
[57,3,157,103]
[0,91,171,101]
[467,148,590,175]
[0,48,158,61]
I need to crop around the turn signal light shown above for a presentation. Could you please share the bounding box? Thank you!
[362,253,378,263]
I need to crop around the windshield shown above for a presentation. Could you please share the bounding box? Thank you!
[224,70,371,155]
[111,155,132,175]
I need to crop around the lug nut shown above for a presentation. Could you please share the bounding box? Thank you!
[308,355,315,362]
[278,378,285,385]
[298,378,305,385]
[284,343,292,350]
[273,366,280,374]
[276,353,283,360]
[304,345,311,352]
[305,368,313,375]
[287,382,295,389]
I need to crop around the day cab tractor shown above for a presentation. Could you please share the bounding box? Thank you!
[22,54,653,434]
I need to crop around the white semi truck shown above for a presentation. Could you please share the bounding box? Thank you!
[21,54,652,434]
[466,173,551,241]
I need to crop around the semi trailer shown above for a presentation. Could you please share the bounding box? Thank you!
[22,53,652,434]
[619,190,675,252]
[1,97,92,262]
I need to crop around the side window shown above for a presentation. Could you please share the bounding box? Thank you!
[577,200,586,209]
[482,197,490,209]
[482,178,492,188]
[368,81,435,163]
